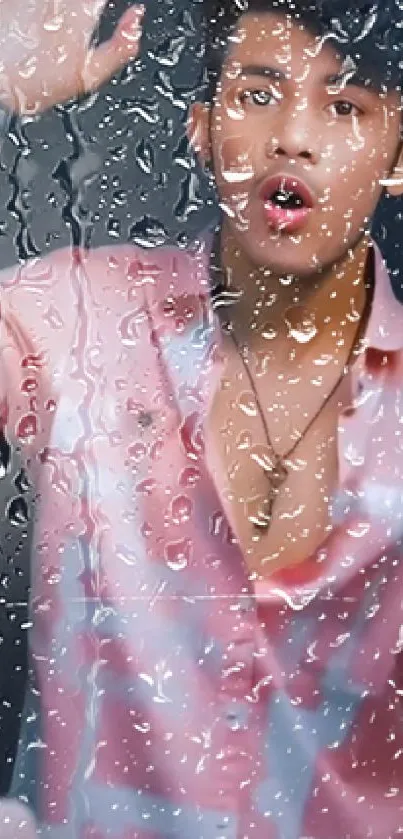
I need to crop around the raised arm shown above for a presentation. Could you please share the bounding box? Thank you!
[0,0,144,115]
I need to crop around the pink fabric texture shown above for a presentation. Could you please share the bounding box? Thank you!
[1,236,403,838]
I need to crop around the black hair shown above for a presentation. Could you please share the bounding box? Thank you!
[203,1,403,99]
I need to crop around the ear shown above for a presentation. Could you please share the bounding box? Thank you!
[186,102,212,166]
[381,143,403,197]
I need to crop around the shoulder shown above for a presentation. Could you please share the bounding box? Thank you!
[0,239,205,325]
[0,237,211,376]
[119,238,212,307]
[0,236,212,370]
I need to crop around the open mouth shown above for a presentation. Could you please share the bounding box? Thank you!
[270,187,306,210]
[260,175,314,233]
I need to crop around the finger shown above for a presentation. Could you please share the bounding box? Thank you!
[82,4,145,95]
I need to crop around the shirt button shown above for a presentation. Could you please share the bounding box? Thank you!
[225,709,241,729]
[217,817,230,828]
[223,700,249,730]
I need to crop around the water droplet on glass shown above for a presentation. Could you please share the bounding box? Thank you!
[170,494,192,525]
[21,377,38,395]
[0,434,11,478]
[107,217,121,238]
[44,14,63,31]
[179,466,201,488]
[238,391,257,418]
[347,519,370,538]
[165,538,192,571]
[128,441,147,463]
[287,321,318,344]
[221,167,254,184]
[14,468,31,493]
[149,34,186,68]
[314,353,333,367]
[43,567,61,586]
[236,430,251,450]
[109,145,127,163]
[250,445,275,472]
[6,496,29,527]
[112,189,128,207]
[16,413,38,443]
[175,171,203,222]
[121,97,160,125]
[173,135,192,170]
[116,545,138,567]
[130,216,168,248]
[153,69,184,109]
[261,323,278,341]
[135,138,155,175]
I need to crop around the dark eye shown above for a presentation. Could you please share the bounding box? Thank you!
[240,88,277,107]
[330,100,361,117]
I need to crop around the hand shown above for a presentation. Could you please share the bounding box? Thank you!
[0,0,145,115]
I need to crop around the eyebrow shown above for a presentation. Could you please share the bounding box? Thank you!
[237,64,376,91]
[238,64,286,81]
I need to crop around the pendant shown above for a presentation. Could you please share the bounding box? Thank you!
[251,457,289,531]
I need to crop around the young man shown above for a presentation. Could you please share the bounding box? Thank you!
[1,1,403,837]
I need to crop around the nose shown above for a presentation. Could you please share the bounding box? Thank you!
[267,101,321,165]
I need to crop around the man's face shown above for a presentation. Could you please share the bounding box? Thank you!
[195,12,402,277]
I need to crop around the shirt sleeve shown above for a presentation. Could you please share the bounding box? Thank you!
[0,256,58,469]
[0,243,154,474]
[0,246,105,471]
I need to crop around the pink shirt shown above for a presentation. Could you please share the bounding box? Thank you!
[3,234,403,838]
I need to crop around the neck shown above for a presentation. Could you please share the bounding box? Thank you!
[215,223,372,360]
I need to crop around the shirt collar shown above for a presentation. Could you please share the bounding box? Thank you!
[194,230,403,355]
[158,232,403,428]
[364,243,403,352]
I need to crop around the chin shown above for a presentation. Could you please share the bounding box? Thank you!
[242,234,333,279]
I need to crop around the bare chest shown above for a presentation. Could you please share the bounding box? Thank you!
[204,346,352,579]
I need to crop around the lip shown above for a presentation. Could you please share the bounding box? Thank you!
[260,173,315,207]
[259,173,315,234]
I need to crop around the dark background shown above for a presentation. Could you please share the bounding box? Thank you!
[0,0,401,794]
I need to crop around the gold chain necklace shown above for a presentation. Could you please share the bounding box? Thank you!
[228,321,364,530]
